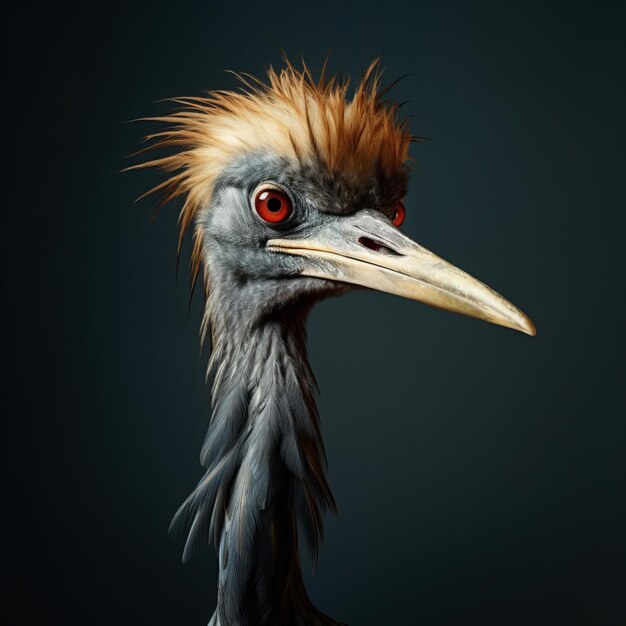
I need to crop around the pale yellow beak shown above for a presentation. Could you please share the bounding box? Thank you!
[267,209,535,336]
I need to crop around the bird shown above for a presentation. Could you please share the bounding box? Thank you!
[129,58,535,626]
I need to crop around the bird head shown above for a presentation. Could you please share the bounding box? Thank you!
[131,60,535,336]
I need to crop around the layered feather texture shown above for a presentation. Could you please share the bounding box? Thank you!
[170,301,341,625]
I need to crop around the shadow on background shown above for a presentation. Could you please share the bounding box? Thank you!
[4,1,625,624]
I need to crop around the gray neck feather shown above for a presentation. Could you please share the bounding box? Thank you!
[173,283,342,626]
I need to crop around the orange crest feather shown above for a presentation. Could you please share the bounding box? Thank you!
[127,59,415,290]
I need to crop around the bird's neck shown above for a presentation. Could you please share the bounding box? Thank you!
[177,300,339,626]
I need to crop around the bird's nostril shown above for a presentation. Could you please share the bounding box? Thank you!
[358,236,402,256]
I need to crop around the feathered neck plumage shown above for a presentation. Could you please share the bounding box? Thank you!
[173,284,341,626]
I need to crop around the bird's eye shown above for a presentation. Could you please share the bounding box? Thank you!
[392,201,406,227]
[254,186,293,224]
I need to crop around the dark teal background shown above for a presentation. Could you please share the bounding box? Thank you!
[5,1,625,624]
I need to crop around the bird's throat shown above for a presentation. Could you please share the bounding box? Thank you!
[175,303,341,626]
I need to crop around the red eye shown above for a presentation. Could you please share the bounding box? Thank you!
[392,201,406,227]
[254,187,293,223]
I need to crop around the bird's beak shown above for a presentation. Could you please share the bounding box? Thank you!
[267,209,535,336]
